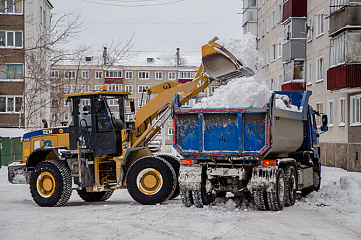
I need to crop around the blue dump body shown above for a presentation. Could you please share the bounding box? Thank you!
[173,91,312,160]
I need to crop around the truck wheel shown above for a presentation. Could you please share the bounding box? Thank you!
[253,189,269,211]
[29,160,72,207]
[192,169,214,208]
[77,189,114,202]
[267,168,286,211]
[126,156,176,205]
[285,166,297,207]
[180,191,194,207]
[158,154,180,199]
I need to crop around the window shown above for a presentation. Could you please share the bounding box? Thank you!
[138,71,150,80]
[125,114,134,121]
[0,96,22,113]
[266,15,270,33]
[155,71,163,80]
[307,18,313,42]
[95,71,103,79]
[138,99,148,107]
[106,84,121,91]
[351,95,361,126]
[168,127,173,135]
[50,84,59,92]
[0,63,23,80]
[266,47,269,65]
[339,98,345,126]
[51,99,59,107]
[125,71,133,79]
[0,31,22,47]
[106,70,122,78]
[258,23,261,38]
[168,72,176,80]
[200,88,206,94]
[262,19,265,36]
[330,33,346,67]
[277,38,282,58]
[328,100,334,126]
[277,74,282,91]
[316,57,324,82]
[138,85,149,93]
[261,50,265,67]
[211,86,219,94]
[64,98,68,106]
[94,85,102,91]
[278,4,282,22]
[307,61,312,85]
[271,43,276,62]
[315,102,324,127]
[125,85,133,93]
[293,61,304,80]
[81,71,89,79]
[249,0,257,7]
[64,71,76,79]
[330,0,346,13]
[178,71,192,79]
[0,0,22,14]
[50,70,59,79]
[272,9,276,29]
[65,84,76,93]
[316,10,324,37]
[284,22,291,41]
[64,112,69,121]
[81,85,89,93]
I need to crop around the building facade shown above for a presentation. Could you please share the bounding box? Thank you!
[243,0,361,171]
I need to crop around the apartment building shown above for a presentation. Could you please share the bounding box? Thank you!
[49,54,221,145]
[243,0,361,171]
[0,0,53,129]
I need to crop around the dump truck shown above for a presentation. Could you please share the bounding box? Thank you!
[7,37,254,207]
[174,90,328,211]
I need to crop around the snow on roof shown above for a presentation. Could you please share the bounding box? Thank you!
[0,128,27,138]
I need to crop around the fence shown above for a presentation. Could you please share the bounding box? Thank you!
[0,137,22,168]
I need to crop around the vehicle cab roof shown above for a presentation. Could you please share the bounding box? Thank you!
[64,91,131,98]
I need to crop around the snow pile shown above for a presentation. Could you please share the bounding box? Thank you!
[194,75,271,108]
[0,128,27,138]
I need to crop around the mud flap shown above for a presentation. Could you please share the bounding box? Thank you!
[179,165,202,191]
[247,166,278,192]
[8,162,26,184]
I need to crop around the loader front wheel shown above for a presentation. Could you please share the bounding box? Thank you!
[126,156,176,205]
[30,160,72,207]
[158,154,180,199]
[77,189,114,202]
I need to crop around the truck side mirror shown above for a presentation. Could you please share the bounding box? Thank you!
[130,99,135,113]
[321,115,328,132]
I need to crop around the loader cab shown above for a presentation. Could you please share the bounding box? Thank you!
[65,91,129,156]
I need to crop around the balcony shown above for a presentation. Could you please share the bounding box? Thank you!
[282,0,307,22]
[329,5,361,36]
[282,40,306,62]
[282,82,305,91]
[327,64,361,91]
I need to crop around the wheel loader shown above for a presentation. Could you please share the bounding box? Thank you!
[7,37,254,207]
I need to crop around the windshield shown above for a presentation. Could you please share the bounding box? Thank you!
[95,96,125,132]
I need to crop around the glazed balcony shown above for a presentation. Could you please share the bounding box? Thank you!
[329,5,361,36]
[282,0,307,22]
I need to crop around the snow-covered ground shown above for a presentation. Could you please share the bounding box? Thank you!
[1,166,360,240]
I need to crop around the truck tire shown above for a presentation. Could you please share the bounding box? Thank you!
[158,154,180,199]
[180,191,194,207]
[29,160,72,207]
[253,189,269,211]
[126,156,177,205]
[285,166,297,207]
[192,168,214,208]
[77,189,114,202]
[267,168,286,211]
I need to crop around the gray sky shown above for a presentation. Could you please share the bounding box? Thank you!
[50,0,243,55]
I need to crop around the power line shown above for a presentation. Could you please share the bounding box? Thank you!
[81,0,184,7]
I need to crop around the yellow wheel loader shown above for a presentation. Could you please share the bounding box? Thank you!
[8,37,253,207]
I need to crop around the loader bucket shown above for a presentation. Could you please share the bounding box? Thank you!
[201,39,254,82]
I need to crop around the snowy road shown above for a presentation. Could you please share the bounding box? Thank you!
[1,166,361,240]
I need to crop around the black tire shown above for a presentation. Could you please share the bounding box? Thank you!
[285,166,297,207]
[158,154,180,199]
[267,168,286,211]
[180,191,194,207]
[216,191,227,198]
[253,188,269,211]
[192,168,214,208]
[77,189,114,202]
[126,156,177,205]
[29,160,72,207]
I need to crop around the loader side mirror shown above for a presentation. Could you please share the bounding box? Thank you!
[321,115,328,132]
[129,99,135,113]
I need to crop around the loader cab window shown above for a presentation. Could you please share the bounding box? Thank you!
[95,95,125,132]
[67,98,74,126]
[78,98,92,131]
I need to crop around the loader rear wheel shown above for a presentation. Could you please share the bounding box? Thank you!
[126,156,176,205]
[180,191,194,207]
[77,189,114,202]
[30,160,72,207]
[285,166,297,207]
[192,168,214,208]
[267,168,286,211]
[158,154,180,199]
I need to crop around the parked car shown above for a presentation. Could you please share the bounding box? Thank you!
[148,140,161,152]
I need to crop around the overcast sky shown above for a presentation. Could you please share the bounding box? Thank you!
[50,0,243,55]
